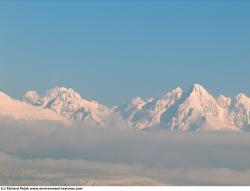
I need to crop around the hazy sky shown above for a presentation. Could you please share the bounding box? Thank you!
[1,0,250,106]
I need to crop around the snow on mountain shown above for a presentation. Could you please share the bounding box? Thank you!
[217,95,231,109]
[2,83,250,132]
[174,84,221,130]
[116,84,250,131]
[116,87,183,130]
[230,93,250,130]
[23,87,113,126]
[0,91,69,124]
[160,84,235,131]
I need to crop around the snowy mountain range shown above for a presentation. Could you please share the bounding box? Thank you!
[22,87,113,126]
[1,84,250,131]
[116,84,250,131]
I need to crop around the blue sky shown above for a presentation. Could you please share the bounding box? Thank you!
[1,0,250,106]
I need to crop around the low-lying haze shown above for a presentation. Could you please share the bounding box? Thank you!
[1,117,250,185]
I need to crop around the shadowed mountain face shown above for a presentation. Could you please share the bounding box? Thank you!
[0,83,249,131]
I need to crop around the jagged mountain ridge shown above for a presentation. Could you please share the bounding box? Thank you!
[1,84,249,131]
[23,87,113,126]
[115,84,250,131]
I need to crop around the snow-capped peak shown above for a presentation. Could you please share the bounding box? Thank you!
[2,83,250,131]
[162,87,183,99]
[234,93,250,104]
[190,83,211,97]
[130,97,146,109]
[229,93,250,129]
[185,84,218,114]
[217,95,231,108]
[23,87,112,125]
[42,87,82,105]
[159,84,225,131]
[116,87,184,130]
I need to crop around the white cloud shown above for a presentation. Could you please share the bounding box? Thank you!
[1,117,250,185]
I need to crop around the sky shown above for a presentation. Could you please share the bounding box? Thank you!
[0,0,250,106]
